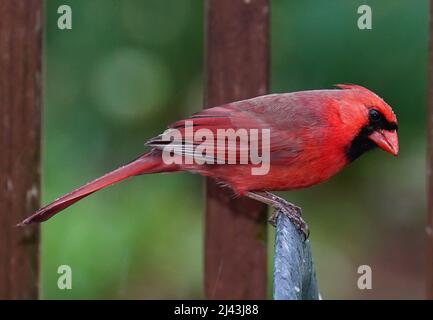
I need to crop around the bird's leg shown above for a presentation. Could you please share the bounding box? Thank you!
[246,191,309,239]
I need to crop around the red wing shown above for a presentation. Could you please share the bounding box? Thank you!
[146,96,303,164]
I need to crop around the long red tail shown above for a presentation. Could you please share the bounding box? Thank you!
[19,152,171,225]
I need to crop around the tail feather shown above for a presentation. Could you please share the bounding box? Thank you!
[19,152,169,225]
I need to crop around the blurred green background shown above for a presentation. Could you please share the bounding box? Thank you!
[43,0,427,299]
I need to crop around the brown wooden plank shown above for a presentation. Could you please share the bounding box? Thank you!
[0,0,42,299]
[204,0,269,299]
[428,0,433,300]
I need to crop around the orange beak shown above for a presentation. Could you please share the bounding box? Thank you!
[368,130,399,156]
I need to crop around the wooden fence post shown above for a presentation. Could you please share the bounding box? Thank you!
[428,0,433,300]
[204,0,270,299]
[0,0,42,299]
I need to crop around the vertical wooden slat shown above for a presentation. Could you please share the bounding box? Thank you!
[204,0,269,299]
[0,0,42,299]
[428,0,433,300]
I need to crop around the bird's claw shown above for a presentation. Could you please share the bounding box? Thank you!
[246,191,310,240]
[268,204,310,241]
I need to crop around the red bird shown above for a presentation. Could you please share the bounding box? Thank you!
[20,84,398,237]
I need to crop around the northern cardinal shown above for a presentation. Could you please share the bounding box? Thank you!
[19,84,398,237]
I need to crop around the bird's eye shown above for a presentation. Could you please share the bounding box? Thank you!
[369,109,381,122]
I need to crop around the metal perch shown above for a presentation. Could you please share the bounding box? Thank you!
[273,211,319,300]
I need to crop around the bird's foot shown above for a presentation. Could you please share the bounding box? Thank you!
[246,191,310,240]
[269,207,310,240]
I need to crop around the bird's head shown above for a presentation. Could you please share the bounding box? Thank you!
[336,84,399,161]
